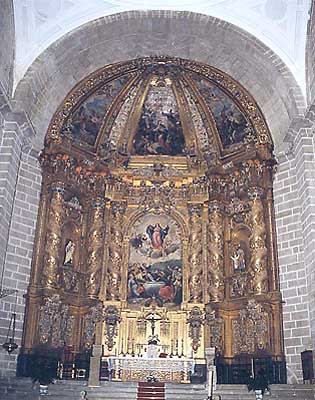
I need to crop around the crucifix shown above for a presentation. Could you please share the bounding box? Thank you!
[146,313,162,336]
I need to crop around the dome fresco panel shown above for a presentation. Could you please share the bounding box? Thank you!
[54,58,271,157]
[63,75,130,146]
[190,74,251,148]
[132,81,186,156]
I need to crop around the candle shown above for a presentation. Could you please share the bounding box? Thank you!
[251,357,255,378]
[120,338,124,355]
[208,370,212,397]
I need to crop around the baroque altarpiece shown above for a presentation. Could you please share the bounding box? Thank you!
[22,57,284,375]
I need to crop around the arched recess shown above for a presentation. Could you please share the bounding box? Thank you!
[20,56,287,384]
[12,10,304,155]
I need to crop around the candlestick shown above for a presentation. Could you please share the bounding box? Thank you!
[170,340,174,357]
[126,338,130,355]
[180,339,185,357]
[119,338,124,356]
[131,339,135,357]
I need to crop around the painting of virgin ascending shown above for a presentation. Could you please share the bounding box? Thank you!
[128,214,182,307]
[132,83,186,156]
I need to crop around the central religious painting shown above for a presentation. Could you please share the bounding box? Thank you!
[128,214,182,306]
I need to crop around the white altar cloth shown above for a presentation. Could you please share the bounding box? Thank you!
[107,356,195,382]
[108,356,195,373]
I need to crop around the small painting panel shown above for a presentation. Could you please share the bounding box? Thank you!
[132,84,186,156]
[65,75,129,146]
[128,214,182,306]
[191,74,251,147]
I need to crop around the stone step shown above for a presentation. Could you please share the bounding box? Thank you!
[268,384,315,400]
[1,379,315,400]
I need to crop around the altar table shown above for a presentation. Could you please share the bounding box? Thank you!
[107,356,195,383]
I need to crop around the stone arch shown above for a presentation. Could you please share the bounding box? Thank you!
[12,10,304,155]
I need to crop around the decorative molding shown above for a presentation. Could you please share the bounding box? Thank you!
[187,306,205,353]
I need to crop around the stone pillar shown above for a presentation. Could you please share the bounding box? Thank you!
[106,201,126,301]
[86,198,105,297]
[88,344,103,387]
[205,347,217,396]
[207,201,224,302]
[248,188,268,294]
[188,204,203,303]
[42,182,65,288]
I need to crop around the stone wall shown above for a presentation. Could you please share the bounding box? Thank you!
[0,90,40,376]
[306,0,315,105]
[274,138,314,382]
[0,0,14,97]
[0,9,313,382]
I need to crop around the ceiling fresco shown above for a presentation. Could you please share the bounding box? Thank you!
[63,75,130,147]
[190,74,250,148]
[49,57,271,161]
[132,80,186,156]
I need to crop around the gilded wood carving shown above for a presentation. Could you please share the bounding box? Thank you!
[22,57,284,366]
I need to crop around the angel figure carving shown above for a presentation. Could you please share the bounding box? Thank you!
[146,223,169,250]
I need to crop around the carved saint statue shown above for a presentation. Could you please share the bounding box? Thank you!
[231,244,246,272]
[64,240,75,265]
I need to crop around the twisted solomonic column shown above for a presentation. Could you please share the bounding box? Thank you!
[248,188,268,294]
[188,204,203,303]
[42,183,66,288]
[207,201,225,302]
[86,198,105,296]
[106,201,126,301]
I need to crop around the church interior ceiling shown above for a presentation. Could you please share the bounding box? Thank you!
[22,57,284,366]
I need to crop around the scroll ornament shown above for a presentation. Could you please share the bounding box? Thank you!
[104,305,121,351]
[38,294,74,347]
[83,302,105,350]
[233,299,268,354]
[187,306,205,353]
[206,307,224,353]
[83,303,121,351]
